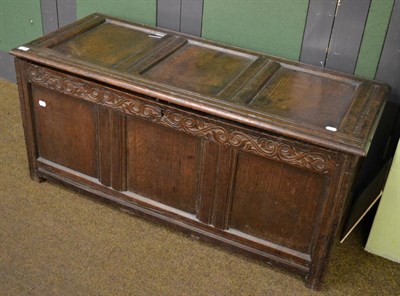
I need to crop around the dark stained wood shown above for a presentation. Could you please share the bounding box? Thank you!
[11,14,390,291]
[127,36,188,74]
[36,14,105,49]
[126,117,202,214]
[197,141,219,224]
[142,42,255,97]
[110,112,126,191]
[32,85,98,177]
[211,145,237,230]
[216,56,269,99]
[230,60,281,103]
[35,157,311,273]
[97,106,112,187]
[231,152,324,254]
[249,66,357,128]
[114,34,175,71]
[54,23,161,68]
[14,59,44,182]
[306,155,359,290]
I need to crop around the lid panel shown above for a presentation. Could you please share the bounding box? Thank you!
[248,67,357,129]
[141,42,255,97]
[53,23,162,67]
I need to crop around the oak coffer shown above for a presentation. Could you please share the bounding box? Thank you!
[11,13,389,290]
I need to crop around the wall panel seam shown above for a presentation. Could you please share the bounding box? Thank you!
[298,0,312,61]
[352,4,372,75]
[374,1,396,80]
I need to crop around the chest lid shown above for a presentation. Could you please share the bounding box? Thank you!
[11,13,389,156]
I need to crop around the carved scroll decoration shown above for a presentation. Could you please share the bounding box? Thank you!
[28,64,332,173]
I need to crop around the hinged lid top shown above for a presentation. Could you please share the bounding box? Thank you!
[11,14,389,156]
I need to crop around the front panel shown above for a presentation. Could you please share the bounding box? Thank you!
[32,85,98,178]
[230,152,325,254]
[126,117,202,214]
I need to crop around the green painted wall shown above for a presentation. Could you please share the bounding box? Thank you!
[355,0,394,79]
[0,0,393,79]
[0,0,43,51]
[77,0,156,26]
[201,0,309,61]
[365,140,400,262]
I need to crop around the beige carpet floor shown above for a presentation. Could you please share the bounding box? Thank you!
[0,78,399,295]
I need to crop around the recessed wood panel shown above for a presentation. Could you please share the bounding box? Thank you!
[230,152,325,253]
[32,85,98,177]
[126,117,201,214]
[142,43,254,96]
[249,67,357,129]
[54,23,161,67]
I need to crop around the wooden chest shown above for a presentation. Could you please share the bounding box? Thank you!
[11,14,388,289]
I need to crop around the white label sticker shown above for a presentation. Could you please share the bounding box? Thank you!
[148,34,163,39]
[325,126,337,132]
[39,100,46,107]
[18,46,30,51]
